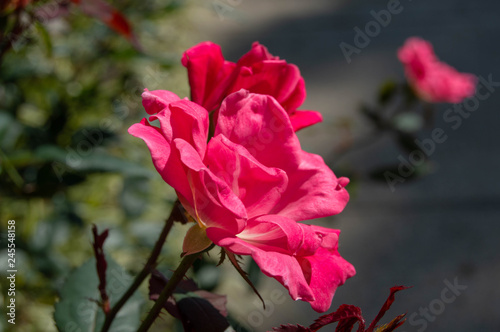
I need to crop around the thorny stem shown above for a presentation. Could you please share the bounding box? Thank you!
[100,201,181,332]
[137,244,214,332]
[136,249,208,332]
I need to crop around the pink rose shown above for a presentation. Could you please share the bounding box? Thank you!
[398,37,476,103]
[181,41,323,131]
[129,89,354,312]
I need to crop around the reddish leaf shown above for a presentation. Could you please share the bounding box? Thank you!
[366,286,411,332]
[194,290,228,317]
[309,304,365,332]
[272,286,410,332]
[175,295,230,332]
[91,224,110,313]
[149,270,181,318]
[70,0,141,49]
[374,313,407,332]
[149,269,229,331]
[271,324,311,332]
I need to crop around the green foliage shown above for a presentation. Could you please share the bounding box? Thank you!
[54,257,143,332]
[0,1,192,330]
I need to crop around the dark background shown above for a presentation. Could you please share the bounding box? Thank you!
[189,0,500,330]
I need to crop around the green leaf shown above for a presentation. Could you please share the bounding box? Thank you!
[54,257,143,332]
[391,112,423,133]
[35,145,154,177]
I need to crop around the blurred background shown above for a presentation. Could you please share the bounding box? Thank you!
[1,0,499,331]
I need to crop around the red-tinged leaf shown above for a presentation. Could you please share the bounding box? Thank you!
[70,0,141,50]
[273,286,409,332]
[374,313,407,332]
[175,294,230,332]
[225,249,265,309]
[271,324,311,332]
[149,270,181,318]
[194,290,228,317]
[149,270,228,320]
[309,304,365,332]
[366,286,411,332]
[91,224,110,313]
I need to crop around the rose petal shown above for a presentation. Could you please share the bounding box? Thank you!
[297,224,355,313]
[290,110,323,132]
[216,90,301,171]
[181,41,236,111]
[142,89,181,115]
[270,151,350,220]
[149,99,209,157]
[236,42,278,67]
[217,91,349,220]
[205,135,288,218]
[206,216,314,302]
[128,118,190,202]
[398,37,476,103]
[229,61,305,113]
[174,138,247,234]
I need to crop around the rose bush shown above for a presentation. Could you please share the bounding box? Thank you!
[182,41,323,131]
[129,89,355,312]
[398,37,476,103]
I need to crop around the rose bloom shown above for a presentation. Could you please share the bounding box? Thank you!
[129,89,355,312]
[182,41,322,132]
[398,37,476,103]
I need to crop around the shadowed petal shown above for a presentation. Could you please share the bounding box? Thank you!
[175,139,246,234]
[128,118,190,201]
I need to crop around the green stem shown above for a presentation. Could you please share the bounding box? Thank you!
[136,252,202,332]
[100,201,180,332]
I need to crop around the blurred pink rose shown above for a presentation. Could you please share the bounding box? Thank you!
[181,41,323,131]
[398,37,476,103]
[129,89,354,312]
